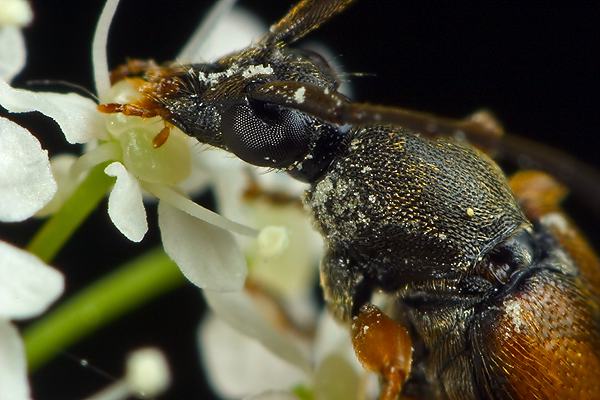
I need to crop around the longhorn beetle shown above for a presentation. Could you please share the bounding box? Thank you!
[100,0,600,398]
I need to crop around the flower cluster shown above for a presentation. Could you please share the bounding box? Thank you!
[1,1,64,398]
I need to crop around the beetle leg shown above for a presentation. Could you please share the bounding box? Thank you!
[97,102,162,118]
[320,248,371,322]
[351,303,413,400]
[99,64,181,148]
[152,123,171,148]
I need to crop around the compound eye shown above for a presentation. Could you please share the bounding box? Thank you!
[220,100,310,168]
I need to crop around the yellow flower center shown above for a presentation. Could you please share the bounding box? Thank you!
[102,81,192,186]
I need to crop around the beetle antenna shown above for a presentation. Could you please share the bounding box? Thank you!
[500,134,600,219]
[261,0,355,46]
[339,71,377,78]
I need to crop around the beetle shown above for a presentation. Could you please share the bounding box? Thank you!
[99,0,600,398]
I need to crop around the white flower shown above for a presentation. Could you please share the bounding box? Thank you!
[200,296,308,398]
[35,154,80,217]
[200,148,323,297]
[0,0,32,81]
[200,291,368,400]
[0,7,63,394]
[0,119,62,399]
[198,201,357,398]
[0,0,271,292]
[198,170,359,398]
[0,241,64,400]
[0,2,51,223]
[83,347,171,400]
[0,108,62,400]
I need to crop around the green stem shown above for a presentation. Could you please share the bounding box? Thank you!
[26,162,115,262]
[24,248,185,371]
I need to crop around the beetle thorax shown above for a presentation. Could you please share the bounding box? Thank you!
[306,126,529,286]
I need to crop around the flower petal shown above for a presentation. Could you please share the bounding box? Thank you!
[92,0,120,98]
[0,117,56,222]
[253,168,308,199]
[178,2,265,63]
[176,143,212,196]
[147,181,257,237]
[0,27,26,81]
[0,0,33,27]
[35,154,78,217]
[244,392,298,400]
[313,312,360,369]
[197,150,248,223]
[243,390,300,400]
[313,353,362,400]
[177,0,236,62]
[203,290,311,373]
[105,162,148,242]
[158,201,246,291]
[0,241,64,320]
[199,315,306,398]
[0,79,105,144]
[0,321,28,400]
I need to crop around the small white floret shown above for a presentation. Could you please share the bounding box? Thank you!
[125,348,171,398]
[257,226,289,258]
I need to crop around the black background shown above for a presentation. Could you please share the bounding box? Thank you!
[2,1,599,399]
